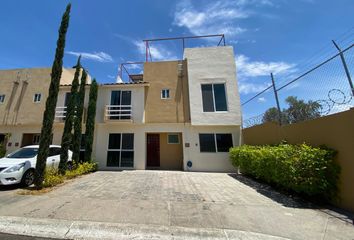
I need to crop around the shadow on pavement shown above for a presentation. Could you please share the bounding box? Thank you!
[227,173,354,224]
[0,184,21,192]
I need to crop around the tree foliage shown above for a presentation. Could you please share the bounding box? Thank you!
[84,79,98,162]
[262,107,280,123]
[72,70,87,162]
[283,96,321,124]
[58,57,81,174]
[262,96,321,124]
[35,4,71,188]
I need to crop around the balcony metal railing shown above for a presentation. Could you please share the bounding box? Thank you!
[55,106,87,123]
[55,106,67,121]
[104,105,132,121]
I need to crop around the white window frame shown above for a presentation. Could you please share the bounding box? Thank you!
[107,133,134,168]
[167,134,180,144]
[33,93,42,103]
[161,89,170,99]
[201,83,228,112]
[0,94,5,103]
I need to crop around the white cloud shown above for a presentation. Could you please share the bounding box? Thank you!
[133,41,177,61]
[236,54,296,78]
[173,0,274,37]
[238,82,271,94]
[173,0,248,36]
[258,97,266,102]
[107,75,115,79]
[125,63,142,70]
[66,51,113,63]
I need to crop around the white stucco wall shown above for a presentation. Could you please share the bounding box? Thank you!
[182,125,241,172]
[93,123,240,172]
[95,85,145,124]
[184,46,242,126]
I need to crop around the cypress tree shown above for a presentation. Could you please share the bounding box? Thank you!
[84,79,98,162]
[58,56,81,174]
[72,70,87,162]
[34,4,71,188]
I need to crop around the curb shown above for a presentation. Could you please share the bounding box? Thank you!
[0,216,290,240]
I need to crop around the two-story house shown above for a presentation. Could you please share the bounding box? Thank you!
[0,45,241,172]
[0,68,91,153]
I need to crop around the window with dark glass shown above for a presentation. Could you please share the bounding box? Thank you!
[64,92,71,106]
[109,90,132,120]
[107,133,134,167]
[216,134,233,152]
[161,89,170,99]
[0,94,5,103]
[199,134,216,152]
[49,147,61,156]
[201,85,214,112]
[199,133,233,152]
[33,93,42,103]
[168,134,179,144]
[201,84,227,112]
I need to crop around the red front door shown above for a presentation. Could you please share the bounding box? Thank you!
[147,134,160,167]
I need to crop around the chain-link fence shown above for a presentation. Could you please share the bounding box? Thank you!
[242,42,354,128]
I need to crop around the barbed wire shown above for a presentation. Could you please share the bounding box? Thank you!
[243,88,353,128]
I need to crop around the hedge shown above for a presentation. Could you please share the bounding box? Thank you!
[230,143,340,201]
[43,162,97,188]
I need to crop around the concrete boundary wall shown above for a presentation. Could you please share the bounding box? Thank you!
[242,108,354,212]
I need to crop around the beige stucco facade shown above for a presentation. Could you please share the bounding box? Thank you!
[0,46,242,174]
[144,60,190,123]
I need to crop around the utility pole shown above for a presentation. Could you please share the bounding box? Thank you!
[332,40,354,96]
[271,73,282,125]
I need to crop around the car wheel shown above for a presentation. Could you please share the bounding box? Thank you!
[21,169,35,187]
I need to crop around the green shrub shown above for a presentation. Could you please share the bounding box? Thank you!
[43,162,97,187]
[43,168,65,188]
[65,161,98,179]
[230,143,340,201]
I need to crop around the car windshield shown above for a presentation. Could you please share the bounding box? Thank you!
[7,148,38,159]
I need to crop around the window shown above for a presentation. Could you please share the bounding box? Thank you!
[33,93,42,103]
[168,134,180,144]
[64,92,71,106]
[32,134,40,144]
[109,90,132,120]
[161,89,170,99]
[107,133,134,167]
[49,147,61,157]
[199,134,216,152]
[199,133,233,152]
[201,84,227,112]
[0,94,5,103]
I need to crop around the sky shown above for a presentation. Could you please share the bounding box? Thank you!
[0,0,353,120]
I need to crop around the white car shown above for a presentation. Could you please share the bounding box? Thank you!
[0,145,73,187]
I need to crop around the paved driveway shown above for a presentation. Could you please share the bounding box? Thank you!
[0,171,353,239]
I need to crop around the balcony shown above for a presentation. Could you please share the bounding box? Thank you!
[55,107,67,122]
[55,106,86,123]
[104,105,132,122]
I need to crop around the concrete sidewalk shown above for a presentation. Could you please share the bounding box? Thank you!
[0,171,353,240]
[0,216,291,240]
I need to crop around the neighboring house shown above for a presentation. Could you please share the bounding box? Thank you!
[0,45,241,172]
[0,68,91,153]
